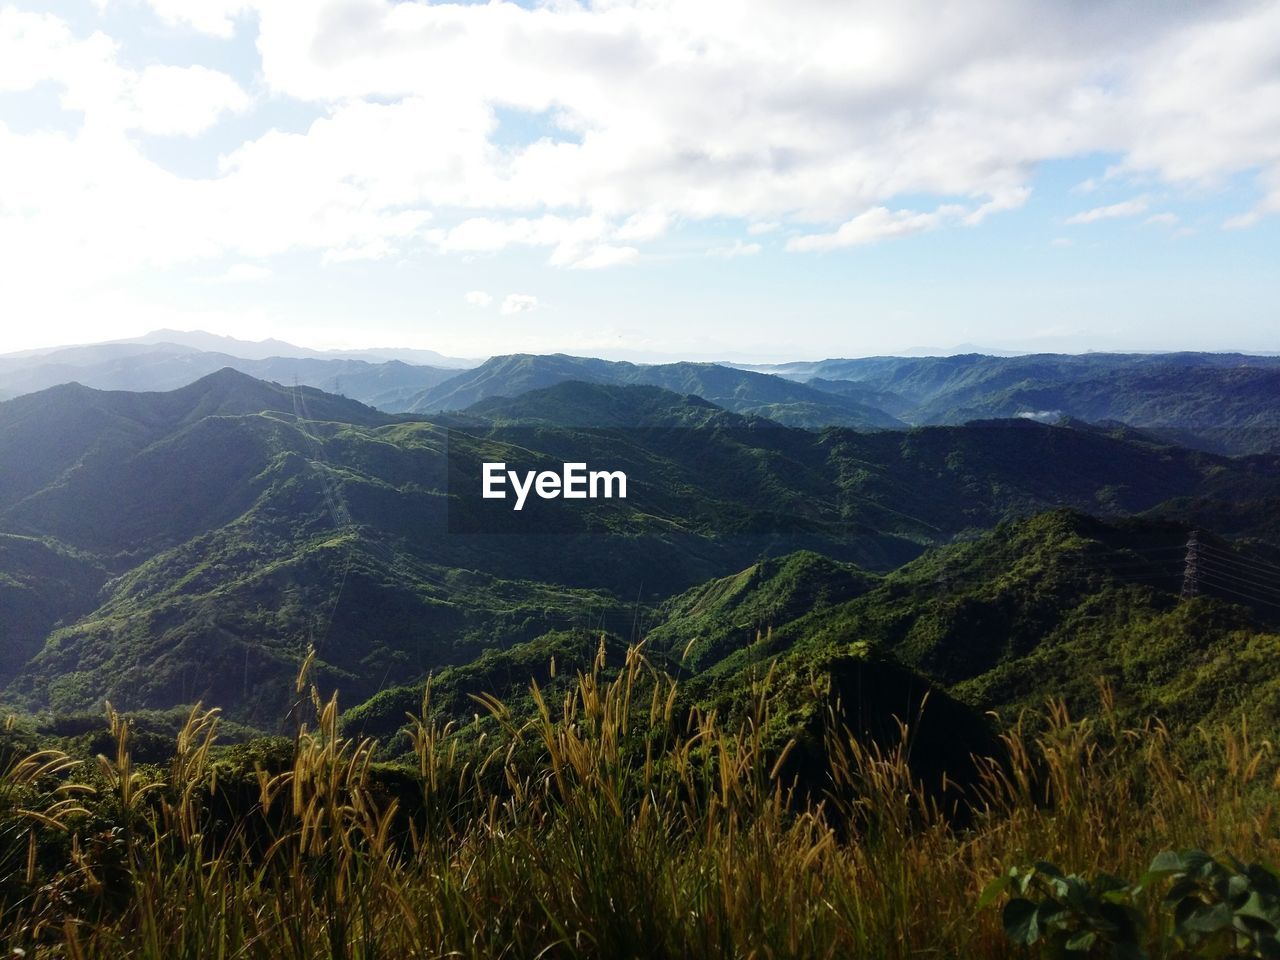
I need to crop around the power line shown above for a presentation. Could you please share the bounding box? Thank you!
[1197,540,1280,568]
[1194,573,1280,609]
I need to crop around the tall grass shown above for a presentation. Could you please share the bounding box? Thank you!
[0,643,1274,959]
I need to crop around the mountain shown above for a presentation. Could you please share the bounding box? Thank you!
[2,372,1278,727]
[453,381,739,428]
[115,329,476,367]
[410,354,905,429]
[115,330,305,362]
[0,369,393,518]
[411,354,620,410]
[342,508,1280,787]
[0,343,460,410]
[737,351,1280,387]
[649,510,1280,746]
[0,535,106,678]
[740,353,1280,454]
[804,377,915,418]
[643,550,880,673]
[8,345,1278,450]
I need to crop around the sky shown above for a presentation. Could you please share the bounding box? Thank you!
[1,0,1278,362]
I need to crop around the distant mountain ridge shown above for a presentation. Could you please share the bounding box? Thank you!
[411,354,906,430]
[737,352,1280,453]
[4,337,1280,450]
[113,329,478,367]
[0,342,462,410]
[3,370,1279,725]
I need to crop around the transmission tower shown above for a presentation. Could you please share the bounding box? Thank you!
[1181,529,1201,599]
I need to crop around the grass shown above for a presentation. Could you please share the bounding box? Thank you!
[0,643,1275,959]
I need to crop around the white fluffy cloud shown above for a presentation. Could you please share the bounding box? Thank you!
[500,294,539,315]
[214,263,272,283]
[128,65,251,136]
[787,205,961,251]
[1065,198,1150,225]
[3,0,1280,299]
[0,9,248,134]
[465,290,494,308]
[125,0,251,38]
[570,244,638,270]
[707,239,762,259]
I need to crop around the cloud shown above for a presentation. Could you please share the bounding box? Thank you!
[1143,212,1179,226]
[707,239,763,259]
[4,0,1280,301]
[570,245,639,270]
[500,294,538,315]
[963,186,1031,225]
[215,263,272,283]
[1064,198,1150,225]
[786,206,954,252]
[464,290,493,308]
[95,0,251,38]
[1223,211,1262,230]
[0,10,249,135]
[429,215,642,269]
[1221,169,1280,229]
[1051,237,1073,247]
[614,212,669,242]
[129,64,251,136]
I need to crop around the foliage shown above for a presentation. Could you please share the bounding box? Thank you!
[983,851,1280,959]
[1145,849,1280,957]
[0,646,1275,958]
[982,863,1145,958]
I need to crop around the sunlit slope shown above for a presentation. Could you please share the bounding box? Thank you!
[1,372,1276,727]
[411,354,905,429]
[654,511,1280,743]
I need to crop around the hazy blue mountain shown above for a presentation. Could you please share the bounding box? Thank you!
[10,344,1277,451]
[739,353,1280,453]
[410,354,620,410]
[453,381,748,428]
[115,329,477,367]
[0,343,459,410]
[410,354,905,429]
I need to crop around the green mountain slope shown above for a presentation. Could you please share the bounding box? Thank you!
[341,506,1279,789]
[454,381,736,428]
[644,551,879,672]
[0,535,105,678]
[658,511,1280,744]
[410,355,905,429]
[3,373,1277,727]
[739,353,1280,453]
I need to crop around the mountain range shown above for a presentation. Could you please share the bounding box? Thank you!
[4,333,1280,454]
[2,367,1278,744]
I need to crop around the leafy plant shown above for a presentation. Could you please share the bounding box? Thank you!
[980,861,1145,959]
[984,851,1280,959]
[1142,849,1280,958]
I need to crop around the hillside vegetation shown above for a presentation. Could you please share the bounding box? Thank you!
[755,352,1280,453]
[0,646,1275,959]
[0,369,1279,957]
[3,374,1277,727]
